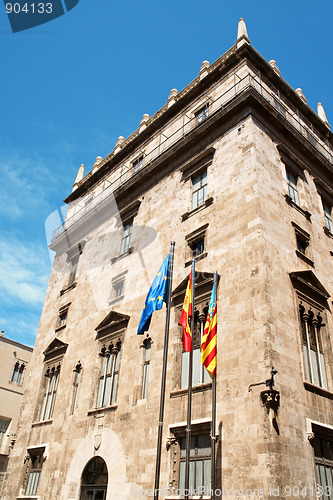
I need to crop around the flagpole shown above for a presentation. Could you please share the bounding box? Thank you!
[185,258,195,500]
[211,271,217,500]
[154,241,175,500]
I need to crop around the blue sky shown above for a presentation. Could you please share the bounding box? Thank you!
[0,0,332,347]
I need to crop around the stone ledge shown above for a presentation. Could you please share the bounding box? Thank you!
[170,383,212,398]
[295,250,315,268]
[59,282,77,296]
[181,197,213,222]
[185,252,207,267]
[87,405,118,416]
[303,381,333,399]
[31,420,53,428]
[285,194,312,221]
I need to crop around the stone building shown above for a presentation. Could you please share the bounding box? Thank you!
[0,332,33,495]
[3,19,333,500]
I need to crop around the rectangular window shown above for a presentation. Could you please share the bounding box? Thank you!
[0,419,10,448]
[299,304,328,389]
[141,339,151,399]
[25,450,44,496]
[192,170,207,210]
[179,434,211,495]
[181,307,210,389]
[59,310,68,328]
[323,201,333,233]
[121,220,133,254]
[313,435,333,499]
[40,365,60,421]
[286,169,299,205]
[97,342,121,408]
[195,105,209,125]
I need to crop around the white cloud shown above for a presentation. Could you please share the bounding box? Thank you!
[0,238,50,306]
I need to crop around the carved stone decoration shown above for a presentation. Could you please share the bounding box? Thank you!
[260,389,280,412]
[307,432,316,445]
[94,434,102,451]
[166,436,177,450]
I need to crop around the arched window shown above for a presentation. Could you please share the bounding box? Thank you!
[80,457,108,500]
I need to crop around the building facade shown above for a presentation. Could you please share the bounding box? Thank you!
[3,19,333,500]
[0,333,33,495]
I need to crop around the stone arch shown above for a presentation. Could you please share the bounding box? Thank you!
[62,429,136,500]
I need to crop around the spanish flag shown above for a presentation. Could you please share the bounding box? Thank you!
[179,271,192,352]
[200,284,217,377]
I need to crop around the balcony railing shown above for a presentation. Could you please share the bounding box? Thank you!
[51,72,333,242]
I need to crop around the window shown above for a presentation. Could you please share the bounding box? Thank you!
[141,338,151,399]
[299,304,328,389]
[120,220,133,254]
[0,419,10,448]
[185,224,208,265]
[195,105,209,125]
[192,170,207,210]
[80,456,108,500]
[70,362,82,415]
[178,433,211,495]
[191,239,204,258]
[292,222,313,266]
[25,449,44,496]
[10,361,25,384]
[286,169,299,205]
[68,255,79,286]
[97,340,121,408]
[133,155,143,173]
[181,305,210,389]
[323,201,333,233]
[313,435,333,499]
[59,311,67,327]
[40,365,61,421]
[296,234,308,254]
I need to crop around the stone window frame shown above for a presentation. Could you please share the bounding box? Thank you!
[180,148,215,222]
[306,419,333,498]
[36,339,68,424]
[109,270,128,306]
[290,271,332,396]
[96,333,123,410]
[167,420,212,495]
[0,418,11,449]
[291,222,314,267]
[112,200,141,263]
[55,302,71,332]
[277,144,312,221]
[185,224,209,267]
[23,445,47,497]
[298,299,328,390]
[61,241,85,294]
[10,359,26,385]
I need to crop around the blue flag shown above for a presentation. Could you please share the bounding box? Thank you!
[137,254,170,334]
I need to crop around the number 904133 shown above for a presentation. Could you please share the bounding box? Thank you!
[6,2,53,14]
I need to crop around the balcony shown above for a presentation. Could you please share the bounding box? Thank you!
[50,71,333,244]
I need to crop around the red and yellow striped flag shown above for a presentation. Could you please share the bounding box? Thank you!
[179,271,192,352]
[200,284,217,377]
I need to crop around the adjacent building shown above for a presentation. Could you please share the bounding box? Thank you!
[3,19,333,500]
[0,332,33,495]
